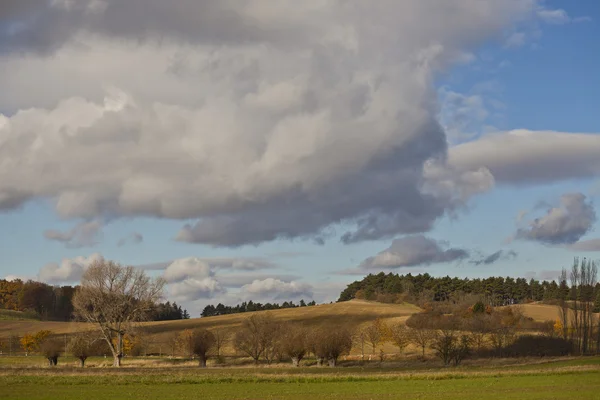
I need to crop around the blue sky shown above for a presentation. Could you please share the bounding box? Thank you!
[0,0,599,315]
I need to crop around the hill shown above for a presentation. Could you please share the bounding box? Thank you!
[0,300,421,353]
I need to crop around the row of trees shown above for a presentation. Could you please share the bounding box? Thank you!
[558,258,599,354]
[200,300,317,317]
[338,270,600,309]
[172,313,353,367]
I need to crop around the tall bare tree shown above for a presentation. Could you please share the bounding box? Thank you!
[72,260,164,367]
[278,324,308,367]
[68,333,99,368]
[191,329,216,368]
[212,329,231,362]
[233,313,280,364]
[388,323,410,355]
[558,269,569,340]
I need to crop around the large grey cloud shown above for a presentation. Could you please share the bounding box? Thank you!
[359,235,469,269]
[0,1,540,246]
[449,130,600,185]
[515,193,596,245]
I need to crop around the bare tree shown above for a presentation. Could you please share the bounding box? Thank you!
[212,329,231,363]
[466,313,491,351]
[176,329,195,359]
[278,324,308,367]
[234,313,280,364]
[68,333,99,367]
[364,321,383,355]
[191,329,216,368]
[310,326,353,367]
[406,314,435,357]
[388,323,410,355]
[558,269,569,340]
[72,260,165,367]
[40,339,62,367]
[352,329,367,362]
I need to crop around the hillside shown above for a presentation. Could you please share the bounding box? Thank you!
[505,302,600,323]
[0,300,421,343]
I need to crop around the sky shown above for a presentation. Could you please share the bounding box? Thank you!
[1,0,599,316]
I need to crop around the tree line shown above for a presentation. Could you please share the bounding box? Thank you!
[201,299,317,317]
[0,278,189,322]
[338,269,600,310]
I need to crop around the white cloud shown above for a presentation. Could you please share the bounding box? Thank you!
[38,253,104,283]
[0,1,539,247]
[44,219,103,248]
[162,257,213,283]
[4,275,30,282]
[240,278,313,301]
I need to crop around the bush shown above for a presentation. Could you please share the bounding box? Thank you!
[504,335,572,357]
[40,339,62,366]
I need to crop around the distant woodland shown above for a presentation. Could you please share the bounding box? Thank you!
[338,270,600,312]
[0,279,189,321]
[201,300,317,317]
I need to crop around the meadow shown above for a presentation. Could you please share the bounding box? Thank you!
[0,356,599,400]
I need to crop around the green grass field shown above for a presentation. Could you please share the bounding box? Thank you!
[1,357,599,400]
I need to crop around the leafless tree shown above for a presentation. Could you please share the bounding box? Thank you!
[310,326,353,367]
[191,329,216,368]
[72,260,165,367]
[212,329,231,362]
[68,333,99,367]
[278,324,308,367]
[352,329,367,361]
[466,313,491,351]
[388,323,410,355]
[40,338,62,367]
[569,258,598,354]
[558,269,569,340]
[233,313,280,364]
[406,314,435,357]
[364,323,382,355]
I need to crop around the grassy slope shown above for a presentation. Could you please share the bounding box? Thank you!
[0,309,39,322]
[0,300,421,354]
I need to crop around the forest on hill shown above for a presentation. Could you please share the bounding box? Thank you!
[201,300,317,317]
[338,271,600,311]
[0,278,189,321]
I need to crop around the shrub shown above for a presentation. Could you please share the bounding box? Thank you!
[503,335,572,357]
[40,339,62,366]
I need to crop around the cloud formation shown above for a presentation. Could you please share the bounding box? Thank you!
[38,253,104,283]
[449,130,600,185]
[359,235,469,269]
[515,193,596,245]
[568,239,600,252]
[470,250,517,266]
[162,258,225,301]
[240,278,313,301]
[0,1,539,247]
[44,220,103,248]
